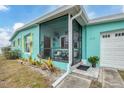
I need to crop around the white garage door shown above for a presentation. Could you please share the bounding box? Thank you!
[100,30,124,69]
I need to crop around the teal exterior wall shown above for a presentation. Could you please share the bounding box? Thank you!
[53,61,68,70]
[11,25,40,60]
[82,20,124,62]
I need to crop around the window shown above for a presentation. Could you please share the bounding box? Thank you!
[18,38,20,46]
[115,33,124,37]
[25,34,32,53]
[122,33,124,36]
[118,33,121,36]
[115,33,118,37]
[60,35,68,49]
[108,34,110,38]
[13,41,15,47]
[102,35,105,38]
[102,34,110,38]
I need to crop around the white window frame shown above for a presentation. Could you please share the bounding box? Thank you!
[25,34,31,53]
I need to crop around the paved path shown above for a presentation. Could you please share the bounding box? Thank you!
[57,74,91,88]
[102,68,124,88]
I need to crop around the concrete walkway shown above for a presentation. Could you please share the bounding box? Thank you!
[57,74,91,88]
[102,68,124,88]
[56,67,124,88]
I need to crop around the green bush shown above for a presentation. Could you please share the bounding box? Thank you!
[2,47,21,59]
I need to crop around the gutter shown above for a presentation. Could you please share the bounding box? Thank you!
[52,10,82,88]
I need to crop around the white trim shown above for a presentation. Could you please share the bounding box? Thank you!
[88,13,124,25]
[67,14,73,72]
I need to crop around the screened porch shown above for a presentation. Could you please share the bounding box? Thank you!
[39,15,82,64]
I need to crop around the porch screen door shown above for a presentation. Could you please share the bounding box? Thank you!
[44,36,51,58]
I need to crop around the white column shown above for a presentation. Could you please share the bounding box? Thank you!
[67,14,73,72]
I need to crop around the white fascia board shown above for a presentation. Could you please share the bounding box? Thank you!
[88,13,124,25]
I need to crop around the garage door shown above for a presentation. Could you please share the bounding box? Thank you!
[100,30,124,69]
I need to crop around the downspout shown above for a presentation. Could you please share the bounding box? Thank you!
[52,10,82,87]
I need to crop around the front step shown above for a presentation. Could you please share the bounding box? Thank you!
[71,62,100,80]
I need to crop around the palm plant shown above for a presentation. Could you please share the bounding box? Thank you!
[88,56,99,68]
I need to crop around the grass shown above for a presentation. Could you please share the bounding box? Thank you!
[89,80,102,88]
[0,56,50,88]
[118,70,124,81]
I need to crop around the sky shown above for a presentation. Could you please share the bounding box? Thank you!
[84,5,124,19]
[0,5,124,48]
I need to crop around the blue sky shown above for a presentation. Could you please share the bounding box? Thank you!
[0,5,124,48]
[84,5,124,19]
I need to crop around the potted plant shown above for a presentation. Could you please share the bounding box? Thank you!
[88,56,99,68]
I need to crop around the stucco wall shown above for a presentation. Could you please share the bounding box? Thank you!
[11,25,40,60]
[82,20,124,61]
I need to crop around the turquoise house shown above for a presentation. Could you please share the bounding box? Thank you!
[10,5,124,70]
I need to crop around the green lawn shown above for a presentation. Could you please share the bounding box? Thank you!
[0,56,50,88]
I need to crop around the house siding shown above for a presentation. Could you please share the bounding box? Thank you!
[11,16,69,70]
[11,25,40,60]
[82,20,124,63]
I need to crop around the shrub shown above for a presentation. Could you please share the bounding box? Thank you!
[36,60,42,66]
[1,46,11,59]
[88,56,99,67]
[43,57,57,72]
[29,56,37,65]
[2,47,21,59]
[9,50,21,59]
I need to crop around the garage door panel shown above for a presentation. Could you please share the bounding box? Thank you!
[101,31,124,69]
[101,51,124,55]
[101,62,124,68]
[101,58,124,61]
[101,60,124,65]
[101,42,124,47]
[101,52,124,56]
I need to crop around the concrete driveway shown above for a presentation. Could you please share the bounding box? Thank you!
[101,67,124,88]
[56,67,124,88]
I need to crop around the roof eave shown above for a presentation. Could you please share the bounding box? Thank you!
[10,5,88,41]
[87,13,124,25]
